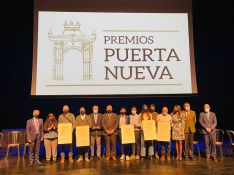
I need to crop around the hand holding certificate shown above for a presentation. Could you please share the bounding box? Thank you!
[76,126,90,147]
[121,124,135,144]
[142,120,157,140]
[157,121,171,142]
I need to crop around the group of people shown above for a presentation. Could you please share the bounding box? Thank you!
[26,102,218,166]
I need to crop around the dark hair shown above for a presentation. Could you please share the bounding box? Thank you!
[131,106,137,110]
[47,113,55,119]
[120,107,126,110]
[150,104,155,107]
[141,104,148,111]
[184,102,190,106]
[173,105,182,115]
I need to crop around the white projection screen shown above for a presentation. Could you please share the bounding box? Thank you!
[31,0,197,96]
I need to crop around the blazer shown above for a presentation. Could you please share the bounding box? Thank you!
[102,113,119,136]
[182,110,196,133]
[26,118,44,142]
[75,115,92,127]
[89,113,103,136]
[199,111,217,134]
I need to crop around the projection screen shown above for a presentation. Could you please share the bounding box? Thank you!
[31,0,197,96]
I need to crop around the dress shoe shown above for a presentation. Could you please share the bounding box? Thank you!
[60,157,65,163]
[130,155,136,160]
[135,155,140,160]
[69,157,74,163]
[77,157,83,163]
[126,155,130,161]
[85,157,90,162]
[155,153,159,159]
[160,156,165,161]
[212,156,218,162]
[120,154,125,160]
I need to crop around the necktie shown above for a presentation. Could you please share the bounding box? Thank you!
[187,111,190,121]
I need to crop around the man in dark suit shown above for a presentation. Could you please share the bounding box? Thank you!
[102,105,118,160]
[89,105,103,160]
[199,104,217,161]
[26,109,44,166]
[182,102,196,160]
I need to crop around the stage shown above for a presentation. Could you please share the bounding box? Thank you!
[1,157,234,175]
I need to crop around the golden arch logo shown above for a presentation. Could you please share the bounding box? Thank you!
[48,21,96,80]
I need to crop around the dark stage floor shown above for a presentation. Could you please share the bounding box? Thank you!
[1,157,234,175]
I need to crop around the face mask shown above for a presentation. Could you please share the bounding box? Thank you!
[80,111,85,115]
[107,110,112,114]
[131,111,136,115]
[33,114,39,118]
[174,110,179,113]
[120,112,126,115]
[150,108,155,112]
[63,110,68,114]
[93,110,98,114]
[204,108,210,113]
[143,108,148,111]
[185,107,190,111]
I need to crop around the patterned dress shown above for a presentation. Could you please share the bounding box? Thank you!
[172,114,185,141]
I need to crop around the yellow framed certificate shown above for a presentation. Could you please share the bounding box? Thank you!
[76,126,90,147]
[157,121,171,142]
[142,120,157,140]
[58,123,73,144]
[121,124,135,144]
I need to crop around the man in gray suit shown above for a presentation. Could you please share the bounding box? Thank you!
[89,105,103,160]
[199,104,217,161]
[102,105,118,160]
[26,109,44,166]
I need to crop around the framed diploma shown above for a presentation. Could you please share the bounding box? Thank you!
[142,120,157,140]
[76,126,90,147]
[58,123,73,144]
[157,121,171,142]
[121,124,135,144]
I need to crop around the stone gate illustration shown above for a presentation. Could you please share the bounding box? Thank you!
[48,21,96,80]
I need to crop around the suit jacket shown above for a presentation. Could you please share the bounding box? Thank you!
[75,114,92,127]
[102,113,118,135]
[89,113,103,136]
[199,111,217,134]
[58,112,76,130]
[26,118,44,142]
[182,110,196,133]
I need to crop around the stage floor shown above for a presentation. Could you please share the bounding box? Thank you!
[1,157,234,175]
